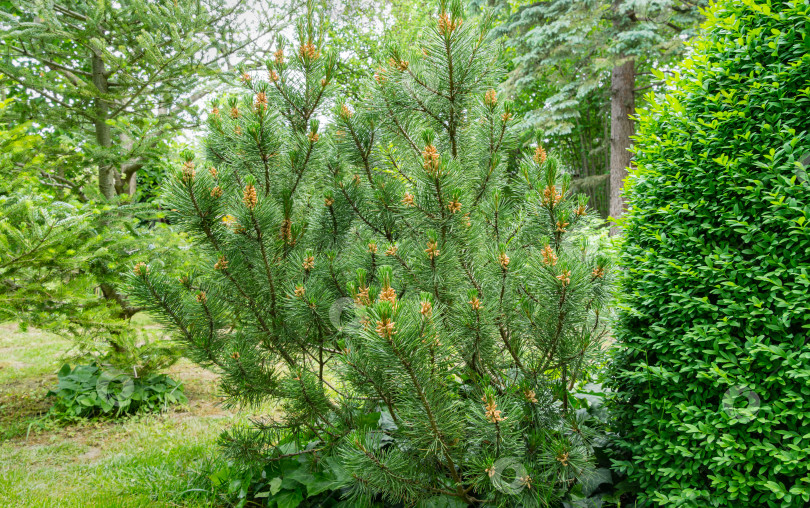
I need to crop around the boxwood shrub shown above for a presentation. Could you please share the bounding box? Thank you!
[609,0,810,506]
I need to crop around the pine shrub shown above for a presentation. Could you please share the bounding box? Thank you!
[128,1,613,505]
[609,1,810,506]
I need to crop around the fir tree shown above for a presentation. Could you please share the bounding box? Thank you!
[492,0,706,225]
[128,1,612,505]
[0,0,292,199]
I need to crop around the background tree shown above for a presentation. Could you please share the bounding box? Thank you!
[0,98,191,371]
[287,0,435,101]
[0,0,297,200]
[129,1,614,505]
[487,0,705,223]
[610,0,810,505]
[0,0,302,347]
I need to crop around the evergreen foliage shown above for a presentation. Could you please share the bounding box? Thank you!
[322,0,435,100]
[0,191,191,371]
[0,99,192,371]
[488,0,705,218]
[609,0,810,505]
[0,0,290,199]
[129,1,613,505]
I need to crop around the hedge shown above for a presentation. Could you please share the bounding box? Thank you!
[609,1,810,506]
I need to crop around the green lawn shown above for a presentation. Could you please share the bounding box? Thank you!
[0,323,248,507]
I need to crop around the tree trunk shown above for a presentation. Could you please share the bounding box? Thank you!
[609,57,635,234]
[609,0,637,234]
[115,133,141,196]
[92,53,116,200]
[117,166,139,195]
